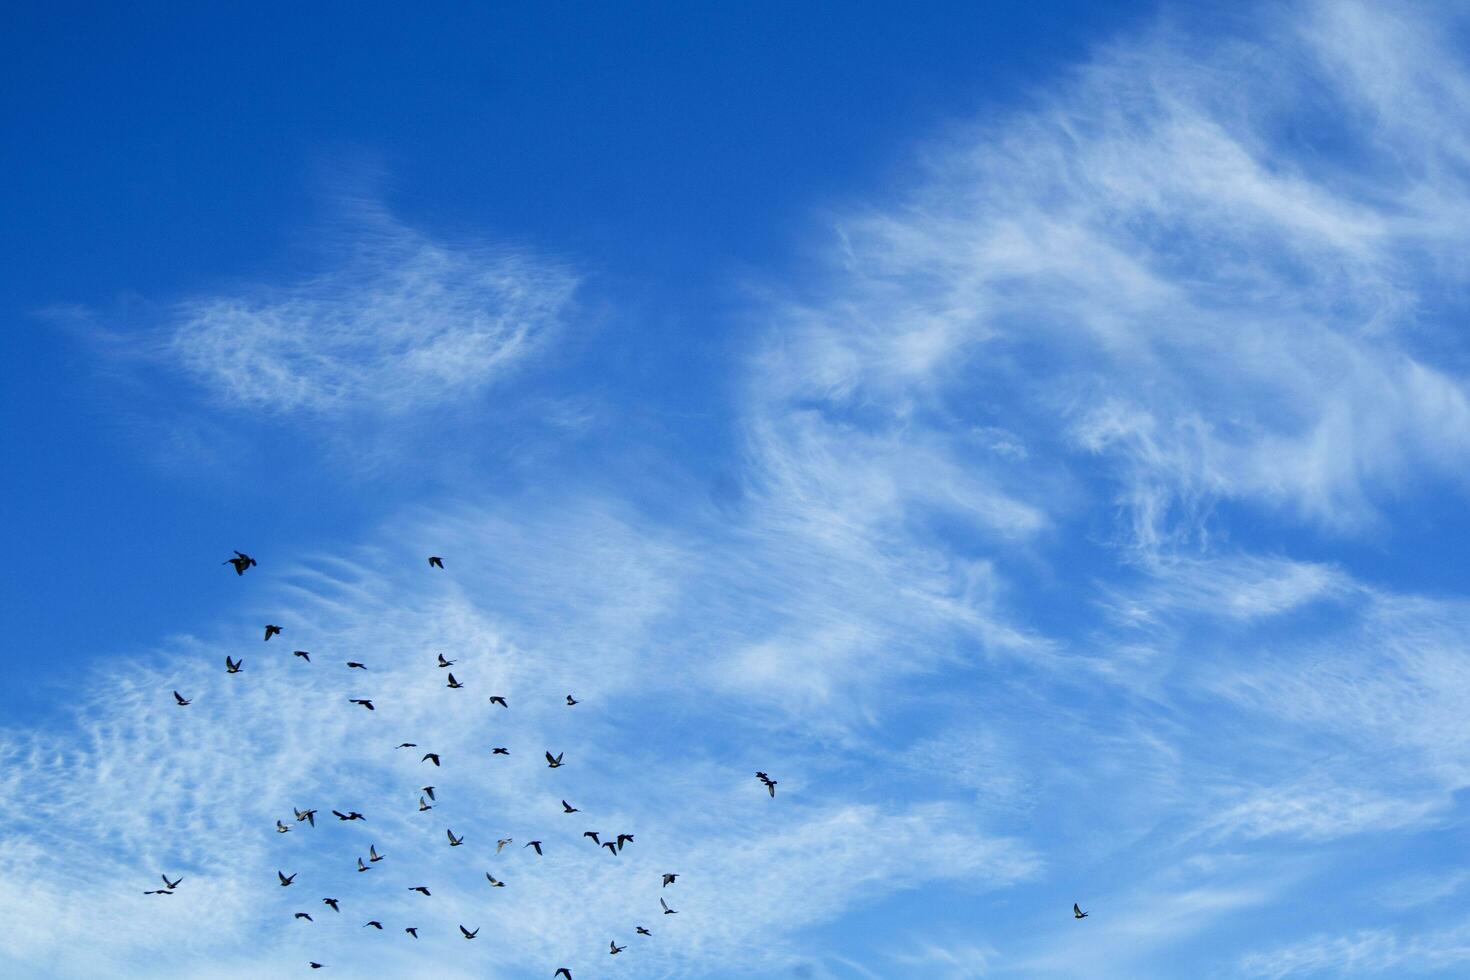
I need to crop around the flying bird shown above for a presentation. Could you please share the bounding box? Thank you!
[459,925,478,940]
[636,926,651,936]
[561,800,578,813]
[555,971,572,980]
[583,832,601,845]
[447,829,464,847]
[309,963,324,970]
[293,650,311,661]
[162,874,182,890]
[446,673,464,689]
[346,662,366,670]
[369,844,383,863]
[404,927,419,938]
[276,820,291,834]
[264,624,282,641]
[408,886,430,896]
[428,556,444,569]
[492,747,509,755]
[418,796,433,812]
[143,888,173,895]
[488,696,507,707]
[364,920,383,930]
[295,807,317,826]
[496,838,512,853]
[610,941,626,955]
[1074,903,1089,919]
[545,751,564,768]
[396,743,416,749]
[616,833,635,851]
[485,873,505,888]
[601,841,618,856]
[357,858,370,873]
[225,656,242,674]
[294,912,313,921]
[525,840,543,856]
[436,654,455,668]
[332,810,365,821]
[349,699,374,711]
[172,691,190,706]
[661,897,677,915]
[422,786,436,800]
[422,753,440,767]
[278,871,296,887]
[662,873,678,887]
[756,771,777,797]
[565,694,579,705]
[322,898,340,912]
[224,551,256,575]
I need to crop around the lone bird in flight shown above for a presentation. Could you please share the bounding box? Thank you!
[489,696,507,707]
[349,699,375,711]
[636,926,651,936]
[447,829,464,847]
[278,871,296,887]
[295,807,317,826]
[322,898,340,912]
[396,743,416,749]
[293,650,311,661]
[437,654,456,668]
[662,873,678,887]
[404,927,419,938]
[661,897,677,915]
[485,873,505,888]
[609,941,625,955]
[497,838,512,853]
[492,747,509,755]
[332,810,366,822]
[309,963,324,970]
[173,691,191,706]
[545,751,564,769]
[422,753,441,767]
[555,971,573,980]
[459,925,478,940]
[408,886,430,896]
[369,844,383,863]
[224,551,256,575]
[264,624,282,641]
[583,831,600,845]
[756,771,778,797]
[565,694,579,705]
[429,556,444,569]
[346,662,366,670]
[143,888,173,895]
[525,840,543,856]
[276,820,291,834]
[561,800,579,813]
[364,921,383,930]
[1074,903,1089,919]
[225,656,242,674]
[446,673,464,689]
[294,913,313,922]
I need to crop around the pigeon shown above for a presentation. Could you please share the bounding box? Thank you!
[446,673,464,689]
[436,654,455,668]
[661,897,677,915]
[525,840,543,856]
[162,874,182,890]
[224,551,256,575]
[295,912,313,921]
[584,831,603,845]
[488,696,507,707]
[364,920,383,930]
[293,650,311,661]
[349,699,375,711]
[1074,903,1089,919]
[172,691,191,706]
[408,886,430,896]
[422,753,440,767]
[225,656,242,674]
[602,841,618,855]
[609,941,626,955]
[555,971,573,980]
[492,747,509,755]
[662,873,678,887]
[357,858,370,873]
[429,556,444,569]
[369,844,383,863]
[264,624,282,641]
[756,771,777,797]
[396,743,417,750]
[295,807,317,826]
[143,889,173,895]
[418,796,433,812]
[565,694,579,705]
[276,820,291,834]
[459,925,479,939]
[485,873,505,888]
[309,963,324,970]
[346,662,366,670]
[405,927,419,938]
[545,751,564,769]
[636,926,651,936]
[497,838,512,853]
[616,833,635,851]
[422,786,436,801]
[322,898,340,912]
[447,829,464,847]
[278,871,296,886]
[332,810,366,821]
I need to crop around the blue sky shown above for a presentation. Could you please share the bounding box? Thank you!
[5,1,1470,977]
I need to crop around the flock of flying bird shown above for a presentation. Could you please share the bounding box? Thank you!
[152,549,1089,973]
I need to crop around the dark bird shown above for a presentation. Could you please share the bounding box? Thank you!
[545,751,564,769]
[497,838,512,853]
[332,810,366,821]
[422,786,436,801]
[349,699,375,711]
[447,829,464,847]
[562,800,579,813]
[264,624,282,641]
[225,656,242,674]
[369,844,384,863]
[278,871,296,886]
[601,841,617,856]
[428,556,444,569]
[492,747,509,755]
[408,886,430,896]
[437,654,456,668]
[405,927,419,938]
[555,971,572,980]
[661,897,677,915]
[525,840,543,856]
[616,833,635,851]
[489,696,507,707]
[756,771,778,797]
[636,926,651,936]
[295,807,317,826]
[610,941,625,955]
[143,889,173,895]
[422,753,440,767]
[662,873,678,887]
[364,921,383,930]
[418,796,433,812]
[295,913,313,921]
[396,743,416,749]
[162,874,182,890]
[293,650,311,661]
[485,873,505,888]
[565,694,579,705]
[583,831,601,845]
[357,858,370,873]
[173,691,191,706]
[322,898,340,912]
[1074,903,1089,919]
[446,673,464,689]
[224,551,256,575]
[276,820,291,834]
[309,963,324,970]
[459,925,479,940]
[346,662,366,670]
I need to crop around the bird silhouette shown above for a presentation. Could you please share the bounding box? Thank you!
[756,771,778,797]
[485,873,505,888]
[555,970,572,980]
[309,963,324,970]
[437,654,456,668]
[636,926,651,936]
[525,840,543,856]
[322,898,340,912]
[224,551,256,575]
[609,941,625,955]
[459,925,479,939]
[447,829,464,847]
[562,800,579,813]
[1074,903,1089,919]
[565,695,579,705]
[225,656,242,674]
[293,650,311,661]
[364,920,383,930]
[172,691,191,706]
[278,871,296,886]
[349,699,374,711]
[446,672,464,689]
[162,874,182,890]
[369,844,383,863]
[408,886,430,896]
[497,838,512,853]
[616,833,635,851]
[545,751,564,768]
[332,810,366,821]
[662,873,678,887]
[143,888,173,895]
[489,696,507,707]
[583,831,601,845]
[422,753,440,767]
[405,927,419,938]
[422,786,436,801]
[661,897,677,915]
[276,820,291,834]
[601,841,618,855]
[418,796,433,812]
[428,556,444,569]
[346,662,366,670]
[295,912,313,921]
[492,747,509,755]
[294,807,317,826]
[357,858,370,873]
[264,624,282,641]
